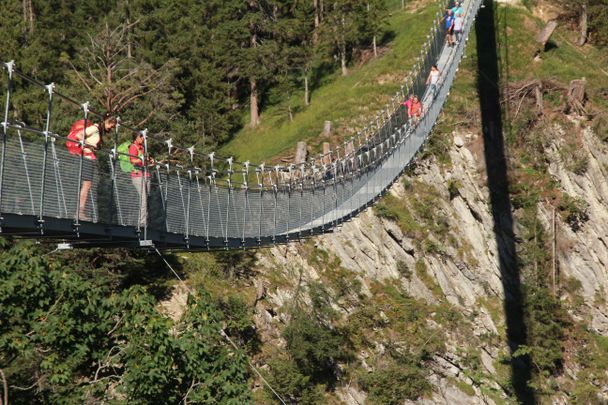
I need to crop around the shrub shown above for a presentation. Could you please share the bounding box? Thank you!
[557,193,589,231]
[283,309,349,385]
[447,179,461,200]
[265,357,325,405]
[375,202,399,221]
[358,359,430,404]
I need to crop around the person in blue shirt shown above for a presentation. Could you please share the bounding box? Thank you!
[442,10,455,47]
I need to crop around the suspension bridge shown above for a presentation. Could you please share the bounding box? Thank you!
[0,0,482,250]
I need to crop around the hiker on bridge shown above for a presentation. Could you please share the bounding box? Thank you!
[453,12,464,43]
[426,64,441,100]
[128,132,154,227]
[402,94,415,118]
[66,114,117,220]
[449,1,464,17]
[442,9,455,47]
[408,95,423,123]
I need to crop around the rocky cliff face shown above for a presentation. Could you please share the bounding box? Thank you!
[251,122,608,404]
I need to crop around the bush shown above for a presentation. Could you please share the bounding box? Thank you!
[265,357,325,405]
[358,359,430,404]
[592,114,608,142]
[557,193,589,231]
[375,202,399,221]
[283,309,349,385]
[447,179,461,200]
[521,284,569,375]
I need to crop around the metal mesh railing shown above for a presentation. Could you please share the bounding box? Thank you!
[0,0,482,248]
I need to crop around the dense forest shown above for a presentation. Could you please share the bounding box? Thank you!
[1,0,392,152]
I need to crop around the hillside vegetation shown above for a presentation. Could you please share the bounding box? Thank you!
[222,2,436,162]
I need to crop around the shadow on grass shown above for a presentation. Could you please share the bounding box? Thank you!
[475,1,536,403]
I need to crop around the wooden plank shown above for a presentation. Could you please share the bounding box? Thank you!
[322,142,331,165]
[294,141,307,165]
[535,20,557,47]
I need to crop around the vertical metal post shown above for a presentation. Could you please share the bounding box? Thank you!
[194,169,206,242]
[162,163,170,233]
[185,146,195,247]
[256,164,264,244]
[74,102,89,231]
[310,161,317,234]
[0,61,15,227]
[286,164,293,240]
[225,157,234,246]
[108,118,120,226]
[141,129,149,240]
[37,83,54,232]
[272,166,279,242]
[161,139,173,233]
[332,162,338,227]
[320,164,327,232]
[241,161,250,245]
[176,167,188,241]
[109,149,124,225]
[298,163,304,240]
[186,169,193,247]
[206,175,212,246]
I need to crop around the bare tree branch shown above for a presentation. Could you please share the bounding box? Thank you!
[0,368,7,405]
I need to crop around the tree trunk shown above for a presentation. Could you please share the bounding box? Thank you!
[250,79,260,128]
[312,0,320,44]
[126,0,132,60]
[341,48,348,76]
[340,14,348,76]
[304,74,310,106]
[373,35,378,58]
[402,0,405,9]
[320,0,324,21]
[23,0,35,34]
[578,4,588,46]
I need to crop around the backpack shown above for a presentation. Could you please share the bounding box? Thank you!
[66,119,93,155]
[117,141,135,173]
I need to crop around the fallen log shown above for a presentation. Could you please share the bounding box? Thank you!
[566,79,586,115]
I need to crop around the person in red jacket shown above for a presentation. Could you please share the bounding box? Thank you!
[128,132,154,227]
[408,95,423,123]
[402,94,415,116]
[67,115,116,221]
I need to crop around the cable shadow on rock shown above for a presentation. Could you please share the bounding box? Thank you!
[475,1,536,403]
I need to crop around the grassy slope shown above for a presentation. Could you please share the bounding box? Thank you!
[444,5,608,118]
[221,1,437,163]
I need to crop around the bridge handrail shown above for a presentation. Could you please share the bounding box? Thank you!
[0,0,482,249]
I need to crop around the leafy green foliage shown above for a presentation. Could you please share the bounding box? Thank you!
[264,357,325,405]
[0,241,251,404]
[358,358,431,404]
[520,284,569,377]
[557,193,589,231]
[283,308,346,385]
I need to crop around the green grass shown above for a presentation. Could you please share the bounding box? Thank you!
[495,6,608,110]
[221,3,438,163]
[222,3,608,164]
